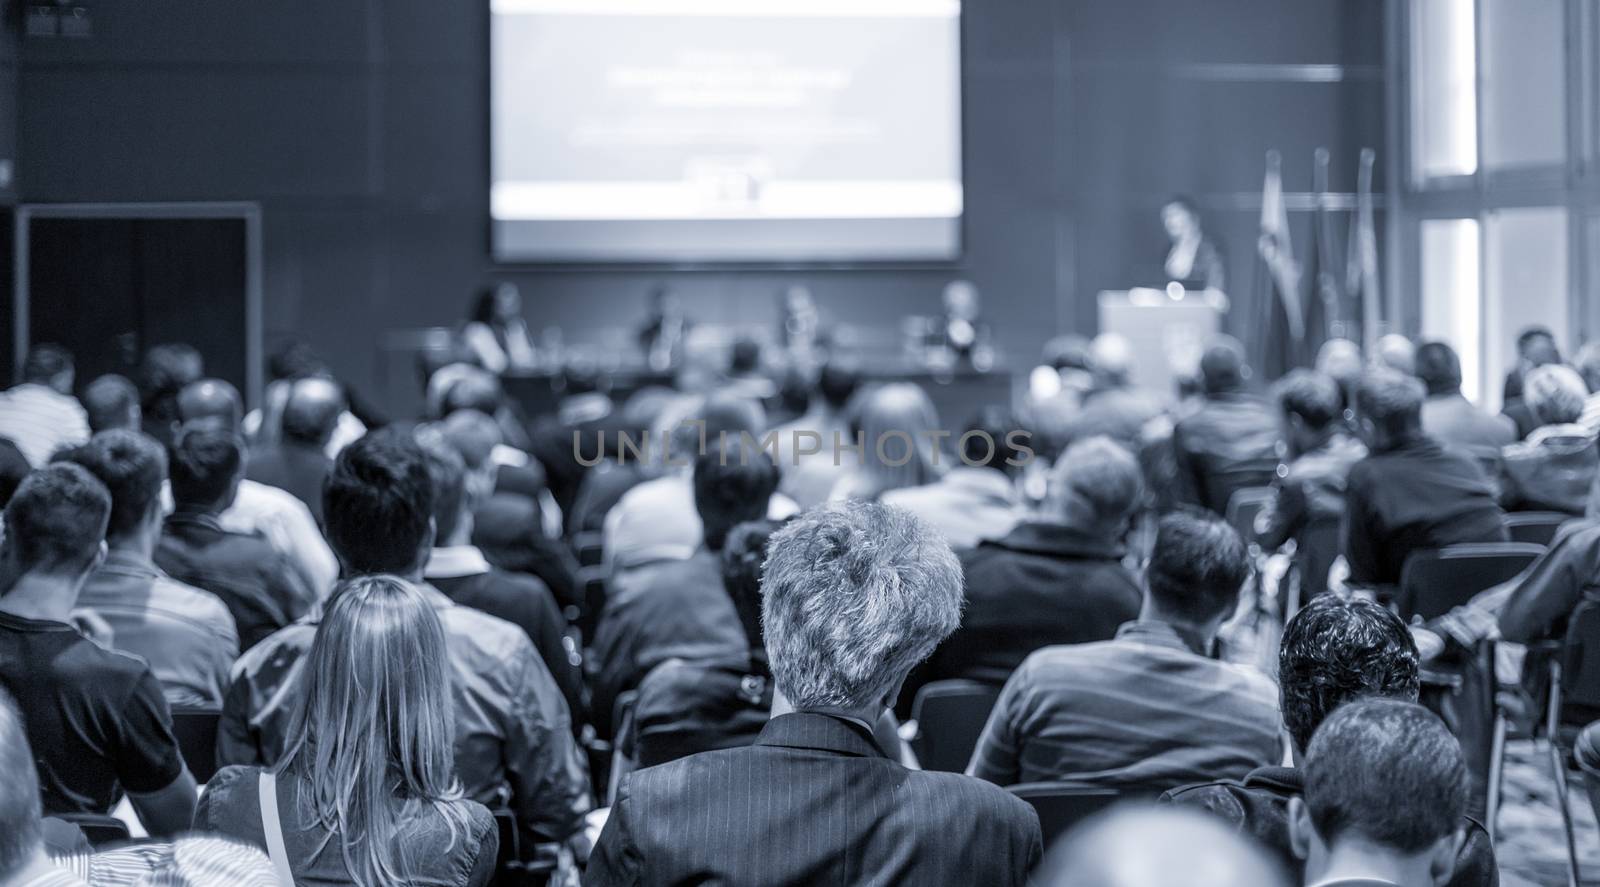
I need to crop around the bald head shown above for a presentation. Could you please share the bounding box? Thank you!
[1315,338,1363,386]
[177,379,243,432]
[281,377,345,447]
[1039,806,1286,887]
[83,374,141,433]
[1090,333,1136,387]
[1375,334,1416,376]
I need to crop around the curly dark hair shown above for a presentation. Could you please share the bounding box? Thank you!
[1279,593,1420,753]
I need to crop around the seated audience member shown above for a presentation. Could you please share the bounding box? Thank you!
[155,428,310,651]
[219,429,589,850]
[910,436,1143,697]
[1499,363,1599,515]
[588,502,1043,886]
[1316,337,1364,420]
[1344,369,1508,595]
[1164,594,1496,887]
[1502,327,1563,440]
[0,687,89,887]
[1375,333,1418,376]
[56,836,277,887]
[1056,333,1168,451]
[603,392,794,571]
[829,382,946,502]
[1415,342,1515,463]
[1576,341,1600,435]
[417,431,582,721]
[1493,519,1600,650]
[566,386,681,535]
[244,339,371,459]
[1256,370,1367,598]
[0,344,90,467]
[82,374,141,434]
[528,358,626,521]
[881,407,1023,550]
[177,378,337,602]
[244,376,342,525]
[1290,699,1469,887]
[769,361,862,511]
[1036,806,1288,887]
[65,430,240,706]
[1172,337,1282,515]
[591,440,773,738]
[0,466,196,835]
[137,344,204,450]
[969,511,1280,792]
[199,575,499,887]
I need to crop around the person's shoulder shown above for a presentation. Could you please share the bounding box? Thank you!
[440,600,538,665]
[903,769,1039,826]
[205,764,262,803]
[158,575,238,630]
[1213,661,1281,708]
[233,622,315,675]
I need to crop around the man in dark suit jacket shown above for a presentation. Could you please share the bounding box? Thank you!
[1172,338,1283,515]
[243,377,342,525]
[587,502,1042,887]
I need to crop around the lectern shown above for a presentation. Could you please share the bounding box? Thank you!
[1098,287,1227,396]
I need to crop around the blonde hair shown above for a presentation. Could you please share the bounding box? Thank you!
[277,575,472,887]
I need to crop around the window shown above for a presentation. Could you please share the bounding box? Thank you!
[1480,0,1567,172]
[1420,219,1482,403]
[1410,0,1478,180]
[1485,207,1569,404]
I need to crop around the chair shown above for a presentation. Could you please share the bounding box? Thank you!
[1396,543,1545,622]
[169,706,221,784]
[571,531,604,568]
[491,808,557,887]
[54,812,130,848]
[574,565,607,642]
[906,680,1002,773]
[1224,487,1275,550]
[1006,783,1121,847]
[1503,511,1571,547]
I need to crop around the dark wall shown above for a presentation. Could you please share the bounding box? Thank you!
[13,0,1385,415]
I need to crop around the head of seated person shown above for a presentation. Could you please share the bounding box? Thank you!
[1522,363,1589,429]
[416,429,493,550]
[1,463,110,593]
[281,376,346,451]
[138,345,204,444]
[169,427,247,517]
[960,406,1025,479]
[720,518,785,653]
[60,429,167,554]
[84,374,141,434]
[1290,698,1467,887]
[694,439,779,553]
[175,378,244,434]
[324,429,435,578]
[1038,805,1288,887]
[1142,511,1249,654]
[1356,368,1427,453]
[1089,332,1137,391]
[1274,369,1345,458]
[1413,341,1466,400]
[435,367,503,421]
[1279,593,1419,761]
[761,502,961,723]
[1198,336,1251,397]
[1044,436,1142,541]
[661,392,767,471]
[846,383,943,497]
[1376,334,1417,376]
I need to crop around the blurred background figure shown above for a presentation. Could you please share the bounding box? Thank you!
[830,382,945,502]
[82,374,141,435]
[1160,196,1227,293]
[1037,806,1286,887]
[0,344,89,467]
[463,282,539,375]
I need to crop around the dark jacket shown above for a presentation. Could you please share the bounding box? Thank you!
[1257,432,1367,598]
[155,511,309,651]
[1499,426,1600,516]
[1162,766,1497,887]
[244,442,332,526]
[1172,392,1283,514]
[587,712,1042,887]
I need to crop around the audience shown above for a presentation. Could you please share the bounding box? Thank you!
[137,344,205,449]
[528,358,626,522]
[881,406,1023,550]
[155,427,310,651]
[969,511,1280,791]
[1056,333,1169,451]
[1256,370,1366,599]
[1415,341,1515,464]
[1172,337,1282,515]
[219,429,589,852]
[769,360,862,510]
[65,430,240,707]
[1502,326,1563,440]
[243,376,343,525]
[0,465,197,836]
[829,382,945,502]
[1343,369,1508,594]
[82,374,141,435]
[0,440,29,510]
[1036,806,1288,887]
[1375,333,1418,376]
[909,436,1143,698]
[1576,341,1600,435]
[1498,363,1598,515]
[0,345,90,467]
[1290,699,1469,887]
[587,501,1043,886]
[1164,594,1496,887]
[198,575,499,887]
[243,339,368,458]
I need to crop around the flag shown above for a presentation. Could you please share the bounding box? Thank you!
[1306,147,1344,349]
[1256,150,1303,380]
[1346,148,1381,349]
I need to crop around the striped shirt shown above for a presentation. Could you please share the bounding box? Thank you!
[968,620,1283,792]
[54,836,278,886]
[0,383,90,467]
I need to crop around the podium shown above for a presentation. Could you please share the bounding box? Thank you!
[1098,287,1227,396]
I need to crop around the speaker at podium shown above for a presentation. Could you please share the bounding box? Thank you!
[1098,286,1228,396]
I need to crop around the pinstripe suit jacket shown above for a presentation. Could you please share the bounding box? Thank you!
[586,712,1042,886]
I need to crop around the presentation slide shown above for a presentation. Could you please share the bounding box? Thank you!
[490,0,962,263]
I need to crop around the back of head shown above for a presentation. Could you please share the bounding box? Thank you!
[139,344,205,424]
[281,377,345,447]
[1048,436,1143,530]
[324,429,434,575]
[1199,337,1249,395]
[1302,699,1466,854]
[720,518,783,650]
[1043,335,1093,373]
[760,502,961,710]
[62,430,167,542]
[1375,334,1417,376]
[282,574,463,887]
[560,357,602,397]
[1356,368,1426,442]
[1090,333,1136,387]
[1278,594,1420,753]
[2,464,109,579]
[1273,369,1342,431]
[699,391,767,442]
[1314,338,1363,386]
[439,409,501,472]
[168,428,245,512]
[267,338,328,383]
[0,689,42,881]
[854,383,942,490]
[1412,341,1463,397]
[438,368,503,419]
[1039,805,1287,887]
[816,360,862,413]
[1517,326,1557,360]
[415,431,469,543]
[1523,363,1588,426]
[1145,511,1249,627]
[961,407,1022,473]
[693,439,780,551]
[21,344,73,391]
[175,378,243,432]
[728,337,761,375]
[84,374,141,433]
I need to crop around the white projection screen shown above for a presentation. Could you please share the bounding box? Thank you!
[490,0,963,263]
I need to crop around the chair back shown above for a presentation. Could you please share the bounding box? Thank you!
[1006,783,1121,847]
[1397,543,1545,622]
[571,531,604,568]
[170,706,221,784]
[1504,511,1571,547]
[55,812,130,848]
[1224,486,1276,550]
[908,679,1002,773]
[1562,593,1600,720]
